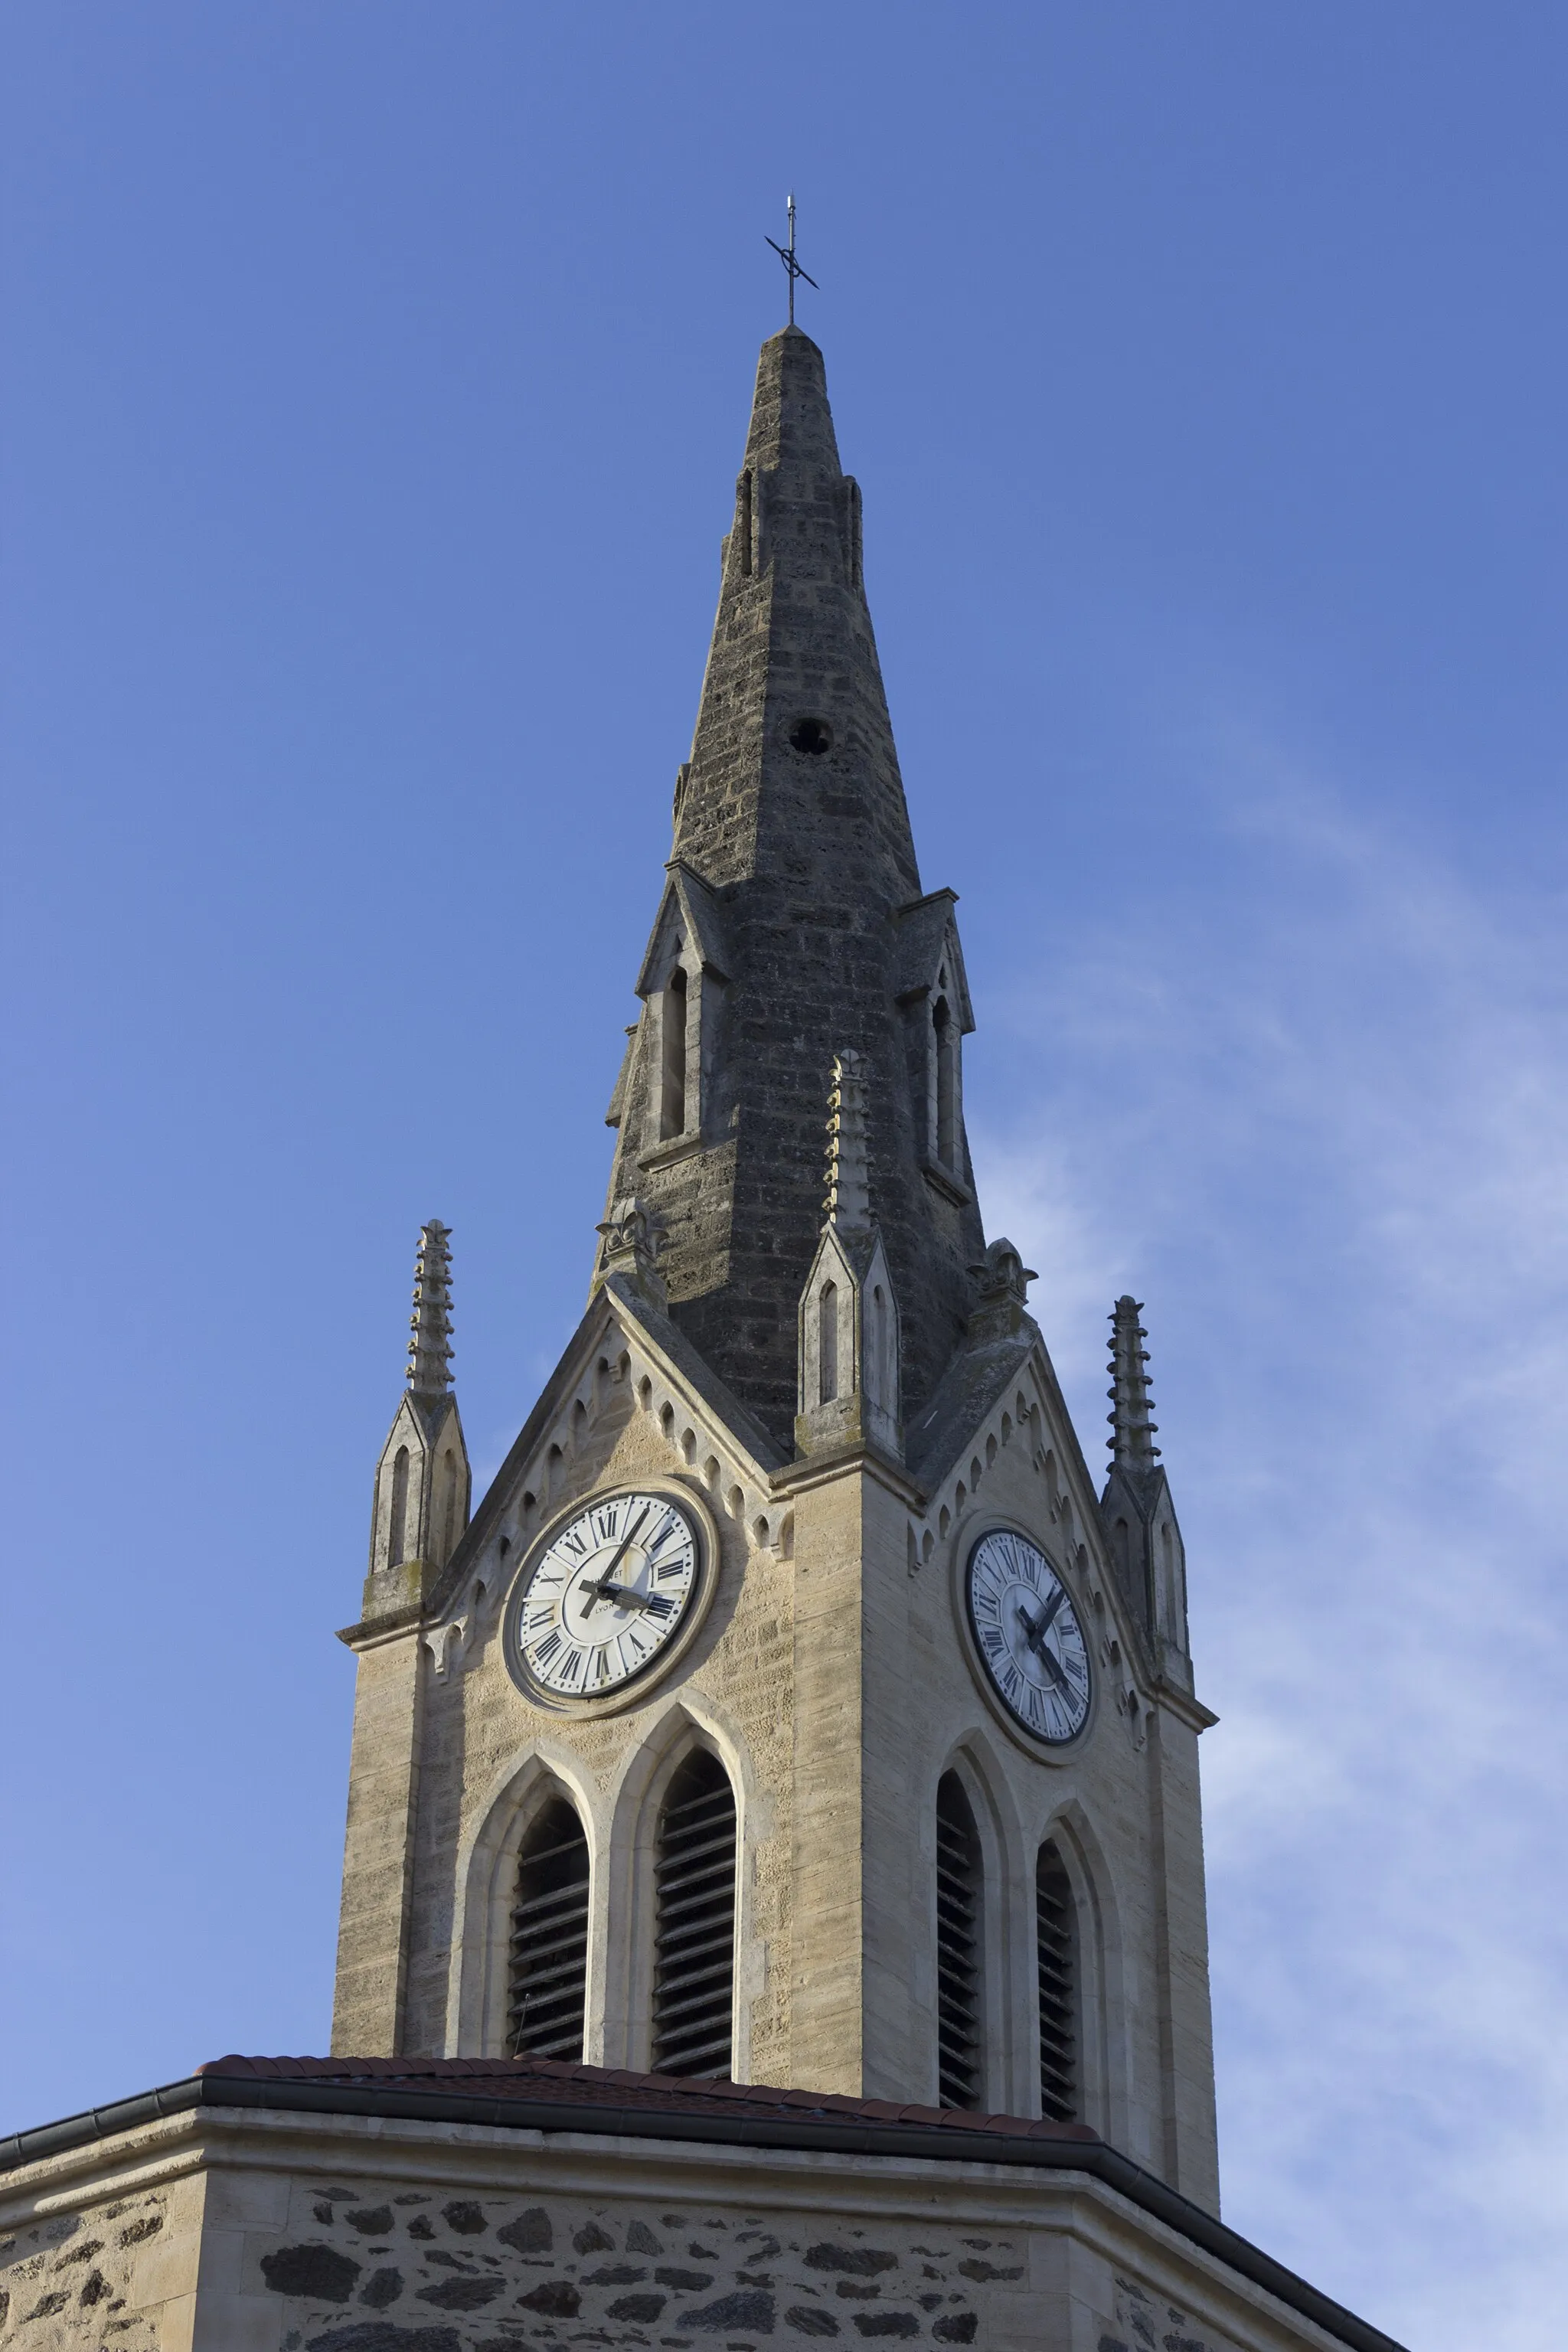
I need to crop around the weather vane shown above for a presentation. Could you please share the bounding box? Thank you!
[766,193,818,327]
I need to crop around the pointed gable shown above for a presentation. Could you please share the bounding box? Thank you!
[635,861,733,997]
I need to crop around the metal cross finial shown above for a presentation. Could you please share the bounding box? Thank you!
[766,192,818,327]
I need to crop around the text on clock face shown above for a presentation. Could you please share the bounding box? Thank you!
[517,1491,699,1696]
[967,1528,1091,1743]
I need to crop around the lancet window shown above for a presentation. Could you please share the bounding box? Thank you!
[660,964,690,1138]
[437,1447,458,1565]
[1035,1839,1078,2121]
[818,1281,839,1403]
[933,992,959,1167]
[935,1772,983,2109]
[387,1445,410,1570]
[652,1748,737,2079]
[507,1795,591,2061]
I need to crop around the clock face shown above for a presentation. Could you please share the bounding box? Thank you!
[965,1529,1091,1744]
[512,1490,701,1700]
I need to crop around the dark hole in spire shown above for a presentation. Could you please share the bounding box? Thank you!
[789,716,833,756]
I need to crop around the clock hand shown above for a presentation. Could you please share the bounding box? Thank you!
[580,1577,653,1612]
[1017,1602,1072,1695]
[578,1507,651,1614]
[1034,1584,1067,1635]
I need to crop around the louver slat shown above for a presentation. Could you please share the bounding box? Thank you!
[652,1756,737,2079]
[1036,1841,1077,2121]
[935,1773,982,2109]
[508,1800,590,2061]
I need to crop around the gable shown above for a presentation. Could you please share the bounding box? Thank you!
[424,1277,787,1628]
[894,887,974,1034]
[635,861,733,997]
[903,1331,1160,1722]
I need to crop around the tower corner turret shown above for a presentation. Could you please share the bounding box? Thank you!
[1100,1295,1191,1671]
[361,1220,472,1625]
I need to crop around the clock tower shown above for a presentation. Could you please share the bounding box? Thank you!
[331,325,1221,2216]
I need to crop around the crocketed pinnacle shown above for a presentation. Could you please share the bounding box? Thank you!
[1107,1295,1160,1469]
[823,1050,871,1230]
[407,1220,455,1396]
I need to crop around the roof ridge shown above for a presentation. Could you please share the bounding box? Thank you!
[193,2053,1101,2141]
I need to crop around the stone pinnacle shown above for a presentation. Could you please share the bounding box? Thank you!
[823,1050,872,1230]
[407,1220,455,1396]
[1107,1294,1161,1468]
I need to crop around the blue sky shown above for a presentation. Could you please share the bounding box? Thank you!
[3,8,1566,2346]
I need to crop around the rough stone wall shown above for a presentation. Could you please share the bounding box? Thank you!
[0,2113,1365,2352]
[214,2174,1014,2349]
[0,2173,186,2349]
[602,329,987,1450]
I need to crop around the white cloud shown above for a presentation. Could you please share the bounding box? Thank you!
[972,740,1568,2352]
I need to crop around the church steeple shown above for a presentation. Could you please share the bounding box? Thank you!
[602,329,985,1449]
[333,320,1220,2216]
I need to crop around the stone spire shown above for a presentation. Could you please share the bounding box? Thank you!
[406,1220,455,1396]
[824,1050,871,1230]
[601,329,987,1448]
[1107,1295,1161,1471]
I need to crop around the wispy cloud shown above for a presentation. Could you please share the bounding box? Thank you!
[972,734,1568,2352]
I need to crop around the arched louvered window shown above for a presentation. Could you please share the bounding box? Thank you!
[652,1749,736,2079]
[1036,1840,1078,2121]
[935,1771,983,2109]
[507,1795,590,2060]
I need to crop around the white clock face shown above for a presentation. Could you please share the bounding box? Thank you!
[513,1491,700,1699]
[966,1529,1091,1743]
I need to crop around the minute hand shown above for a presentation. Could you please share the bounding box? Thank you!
[1018,1600,1071,1694]
[579,1508,651,1613]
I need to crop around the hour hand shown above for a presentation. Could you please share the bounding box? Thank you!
[580,1576,652,1613]
[1017,1602,1070,1693]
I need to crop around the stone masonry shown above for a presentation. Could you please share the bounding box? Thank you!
[599,328,986,1451]
[0,2063,1405,2352]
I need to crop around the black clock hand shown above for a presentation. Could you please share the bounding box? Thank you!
[1018,1601,1072,1694]
[1033,1584,1067,1636]
[579,1507,651,1614]
[580,1577,653,1612]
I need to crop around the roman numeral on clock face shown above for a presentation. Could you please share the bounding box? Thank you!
[966,1529,1092,1744]
[513,1491,701,1697]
